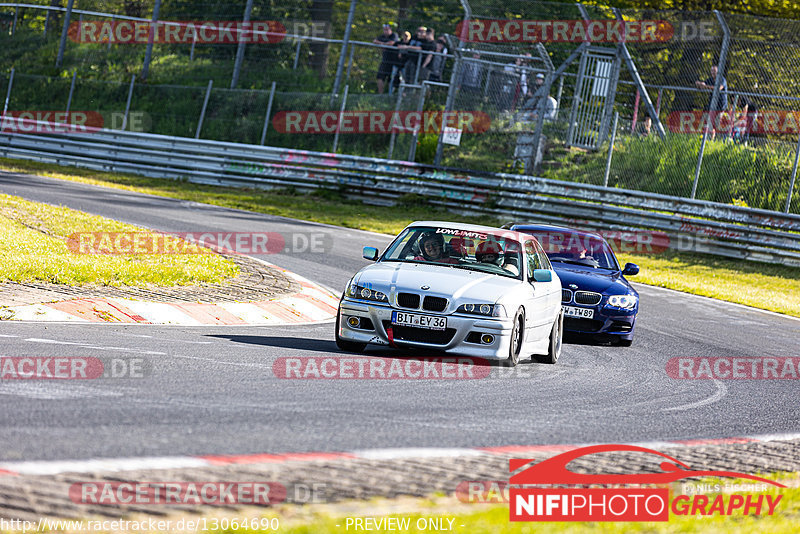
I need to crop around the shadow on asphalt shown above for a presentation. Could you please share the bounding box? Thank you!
[206,335,546,367]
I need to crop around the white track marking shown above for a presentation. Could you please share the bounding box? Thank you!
[662,380,728,412]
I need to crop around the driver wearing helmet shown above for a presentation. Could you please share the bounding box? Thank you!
[476,239,520,276]
[414,231,459,263]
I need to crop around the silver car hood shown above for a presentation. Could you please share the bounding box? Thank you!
[354,261,520,304]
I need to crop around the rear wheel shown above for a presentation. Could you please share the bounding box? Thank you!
[536,310,562,364]
[335,307,366,353]
[505,307,524,367]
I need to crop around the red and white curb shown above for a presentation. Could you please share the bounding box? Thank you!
[0,263,339,326]
[1,433,798,476]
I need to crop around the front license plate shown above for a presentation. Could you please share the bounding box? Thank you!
[391,311,447,330]
[563,306,594,319]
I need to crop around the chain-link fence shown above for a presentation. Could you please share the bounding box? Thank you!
[2,0,800,213]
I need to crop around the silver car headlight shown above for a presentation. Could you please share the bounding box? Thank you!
[457,303,506,317]
[607,294,638,309]
[346,283,388,303]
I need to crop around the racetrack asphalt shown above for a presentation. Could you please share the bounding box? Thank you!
[0,171,798,463]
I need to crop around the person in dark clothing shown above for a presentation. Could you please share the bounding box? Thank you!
[419,28,437,81]
[373,24,399,94]
[428,38,448,82]
[696,64,728,139]
[398,26,426,85]
[392,31,411,89]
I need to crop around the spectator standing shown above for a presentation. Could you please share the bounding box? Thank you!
[392,31,412,89]
[428,38,448,82]
[517,73,557,122]
[373,24,399,94]
[458,53,484,96]
[695,64,728,139]
[398,26,426,85]
[419,28,437,81]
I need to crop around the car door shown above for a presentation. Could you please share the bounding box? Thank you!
[533,238,562,322]
[523,239,555,342]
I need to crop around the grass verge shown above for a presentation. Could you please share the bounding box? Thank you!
[1,158,799,316]
[0,192,238,286]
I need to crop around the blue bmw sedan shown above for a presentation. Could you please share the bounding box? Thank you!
[506,223,640,346]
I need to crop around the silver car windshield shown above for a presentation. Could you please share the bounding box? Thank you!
[382,226,523,279]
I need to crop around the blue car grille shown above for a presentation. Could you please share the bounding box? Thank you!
[564,317,604,332]
[574,291,602,305]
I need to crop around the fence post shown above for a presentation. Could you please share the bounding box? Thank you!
[786,131,800,213]
[141,0,162,80]
[65,71,77,114]
[12,7,18,36]
[554,76,564,120]
[293,40,302,70]
[195,79,213,139]
[387,85,405,159]
[260,81,276,145]
[691,10,730,199]
[603,111,619,187]
[190,32,197,61]
[331,0,357,104]
[408,84,427,162]
[332,85,349,153]
[55,0,75,68]
[231,0,254,89]
[121,74,136,131]
[108,16,113,51]
[2,67,14,119]
[344,44,355,86]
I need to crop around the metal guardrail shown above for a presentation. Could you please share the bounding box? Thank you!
[1,123,799,267]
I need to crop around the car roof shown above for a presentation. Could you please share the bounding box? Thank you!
[408,221,532,242]
[508,222,605,240]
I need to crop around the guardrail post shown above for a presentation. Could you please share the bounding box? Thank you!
[260,81,276,145]
[331,0,357,104]
[409,84,427,162]
[65,71,77,114]
[3,68,14,117]
[293,40,301,70]
[195,79,213,139]
[231,0,254,89]
[786,130,800,213]
[387,85,405,159]
[691,10,730,199]
[332,84,349,153]
[121,74,136,131]
[141,0,162,80]
[55,0,75,68]
[603,111,619,187]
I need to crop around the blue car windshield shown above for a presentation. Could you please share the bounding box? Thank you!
[382,226,524,279]
[533,231,619,270]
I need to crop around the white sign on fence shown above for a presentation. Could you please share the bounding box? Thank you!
[442,127,462,146]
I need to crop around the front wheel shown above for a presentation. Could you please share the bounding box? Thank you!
[505,307,525,367]
[335,308,366,353]
[536,310,562,364]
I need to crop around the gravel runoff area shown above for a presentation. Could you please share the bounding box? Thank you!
[0,438,797,521]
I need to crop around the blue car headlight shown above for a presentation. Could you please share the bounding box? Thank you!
[457,303,506,317]
[346,284,388,303]
[607,294,638,309]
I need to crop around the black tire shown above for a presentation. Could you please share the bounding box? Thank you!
[505,307,524,367]
[536,310,562,364]
[335,308,366,353]
[617,337,633,347]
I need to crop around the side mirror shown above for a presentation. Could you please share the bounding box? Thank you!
[622,263,639,276]
[532,269,552,282]
[363,246,379,261]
